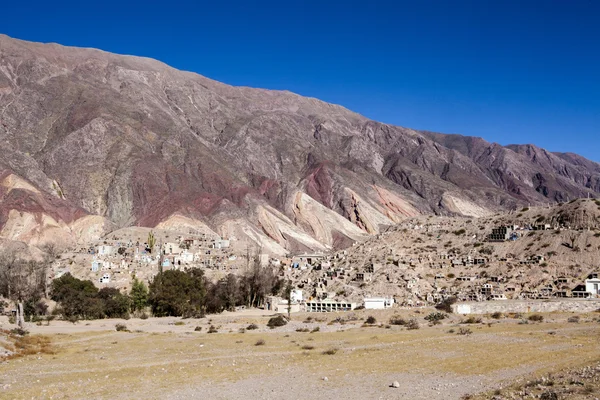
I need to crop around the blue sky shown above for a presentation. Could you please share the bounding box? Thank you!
[2,0,599,160]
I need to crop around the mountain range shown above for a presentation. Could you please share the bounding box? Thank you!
[0,34,598,254]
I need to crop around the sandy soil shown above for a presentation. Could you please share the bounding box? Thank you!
[1,309,600,400]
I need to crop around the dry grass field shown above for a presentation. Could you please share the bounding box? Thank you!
[1,309,600,399]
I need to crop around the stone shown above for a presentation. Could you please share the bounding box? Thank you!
[391,381,400,388]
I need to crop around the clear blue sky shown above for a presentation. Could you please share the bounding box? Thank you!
[2,0,599,160]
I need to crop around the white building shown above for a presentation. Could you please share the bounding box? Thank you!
[97,245,114,256]
[174,251,194,265]
[99,274,110,284]
[91,260,101,272]
[364,297,394,310]
[291,289,303,303]
[305,300,356,312]
[213,239,230,249]
[164,242,183,255]
[585,273,600,297]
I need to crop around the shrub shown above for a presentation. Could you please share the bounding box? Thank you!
[528,314,544,322]
[255,339,266,346]
[115,323,128,332]
[10,327,29,336]
[453,229,466,236]
[267,315,287,329]
[463,317,482,324]
[246,323,259,330]
[140,313,149,320]
[389,316,406,325]
[424,312,447,324]
[457,327,472,335]
[296,328,310,332]
[322,348,338,355]
[301,345,315,350]
[207,325,218,333]
[406,319,420,330]
[174,321,185,326]
[194,326,202,332]
[365,316,377,325]
[435,297,457,313]
[567,316,580,323]
[490,312,503,319]
[310,327,320,333]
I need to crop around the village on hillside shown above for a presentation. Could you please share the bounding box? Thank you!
[42,199,600,316]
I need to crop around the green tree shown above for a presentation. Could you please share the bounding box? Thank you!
[97,287,130,318]
[148,268,206,317]
[51,273,103,319]
[240,257,282,308]
[130,278,149,313]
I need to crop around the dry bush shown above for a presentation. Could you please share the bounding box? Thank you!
[406,319,420,330]
[254,339,265,346]
[267,315,287,329]
[389,316,406,325]
[528,314,544,322]
[1,330,55,360]
[322,348,338,355]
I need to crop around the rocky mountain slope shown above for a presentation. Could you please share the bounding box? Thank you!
[0,34,598,252]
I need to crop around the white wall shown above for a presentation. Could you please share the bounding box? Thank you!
[364,300,385,310]
[585,279,600,296]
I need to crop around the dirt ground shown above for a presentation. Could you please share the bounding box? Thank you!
[1,309,600,399]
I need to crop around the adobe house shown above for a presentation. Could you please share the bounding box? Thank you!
[365,263,381,273]
[480,283,493,296]
[555,277,569,285]
[294,253,326,266]
[487,226,514,242]
[355,272,372,283]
